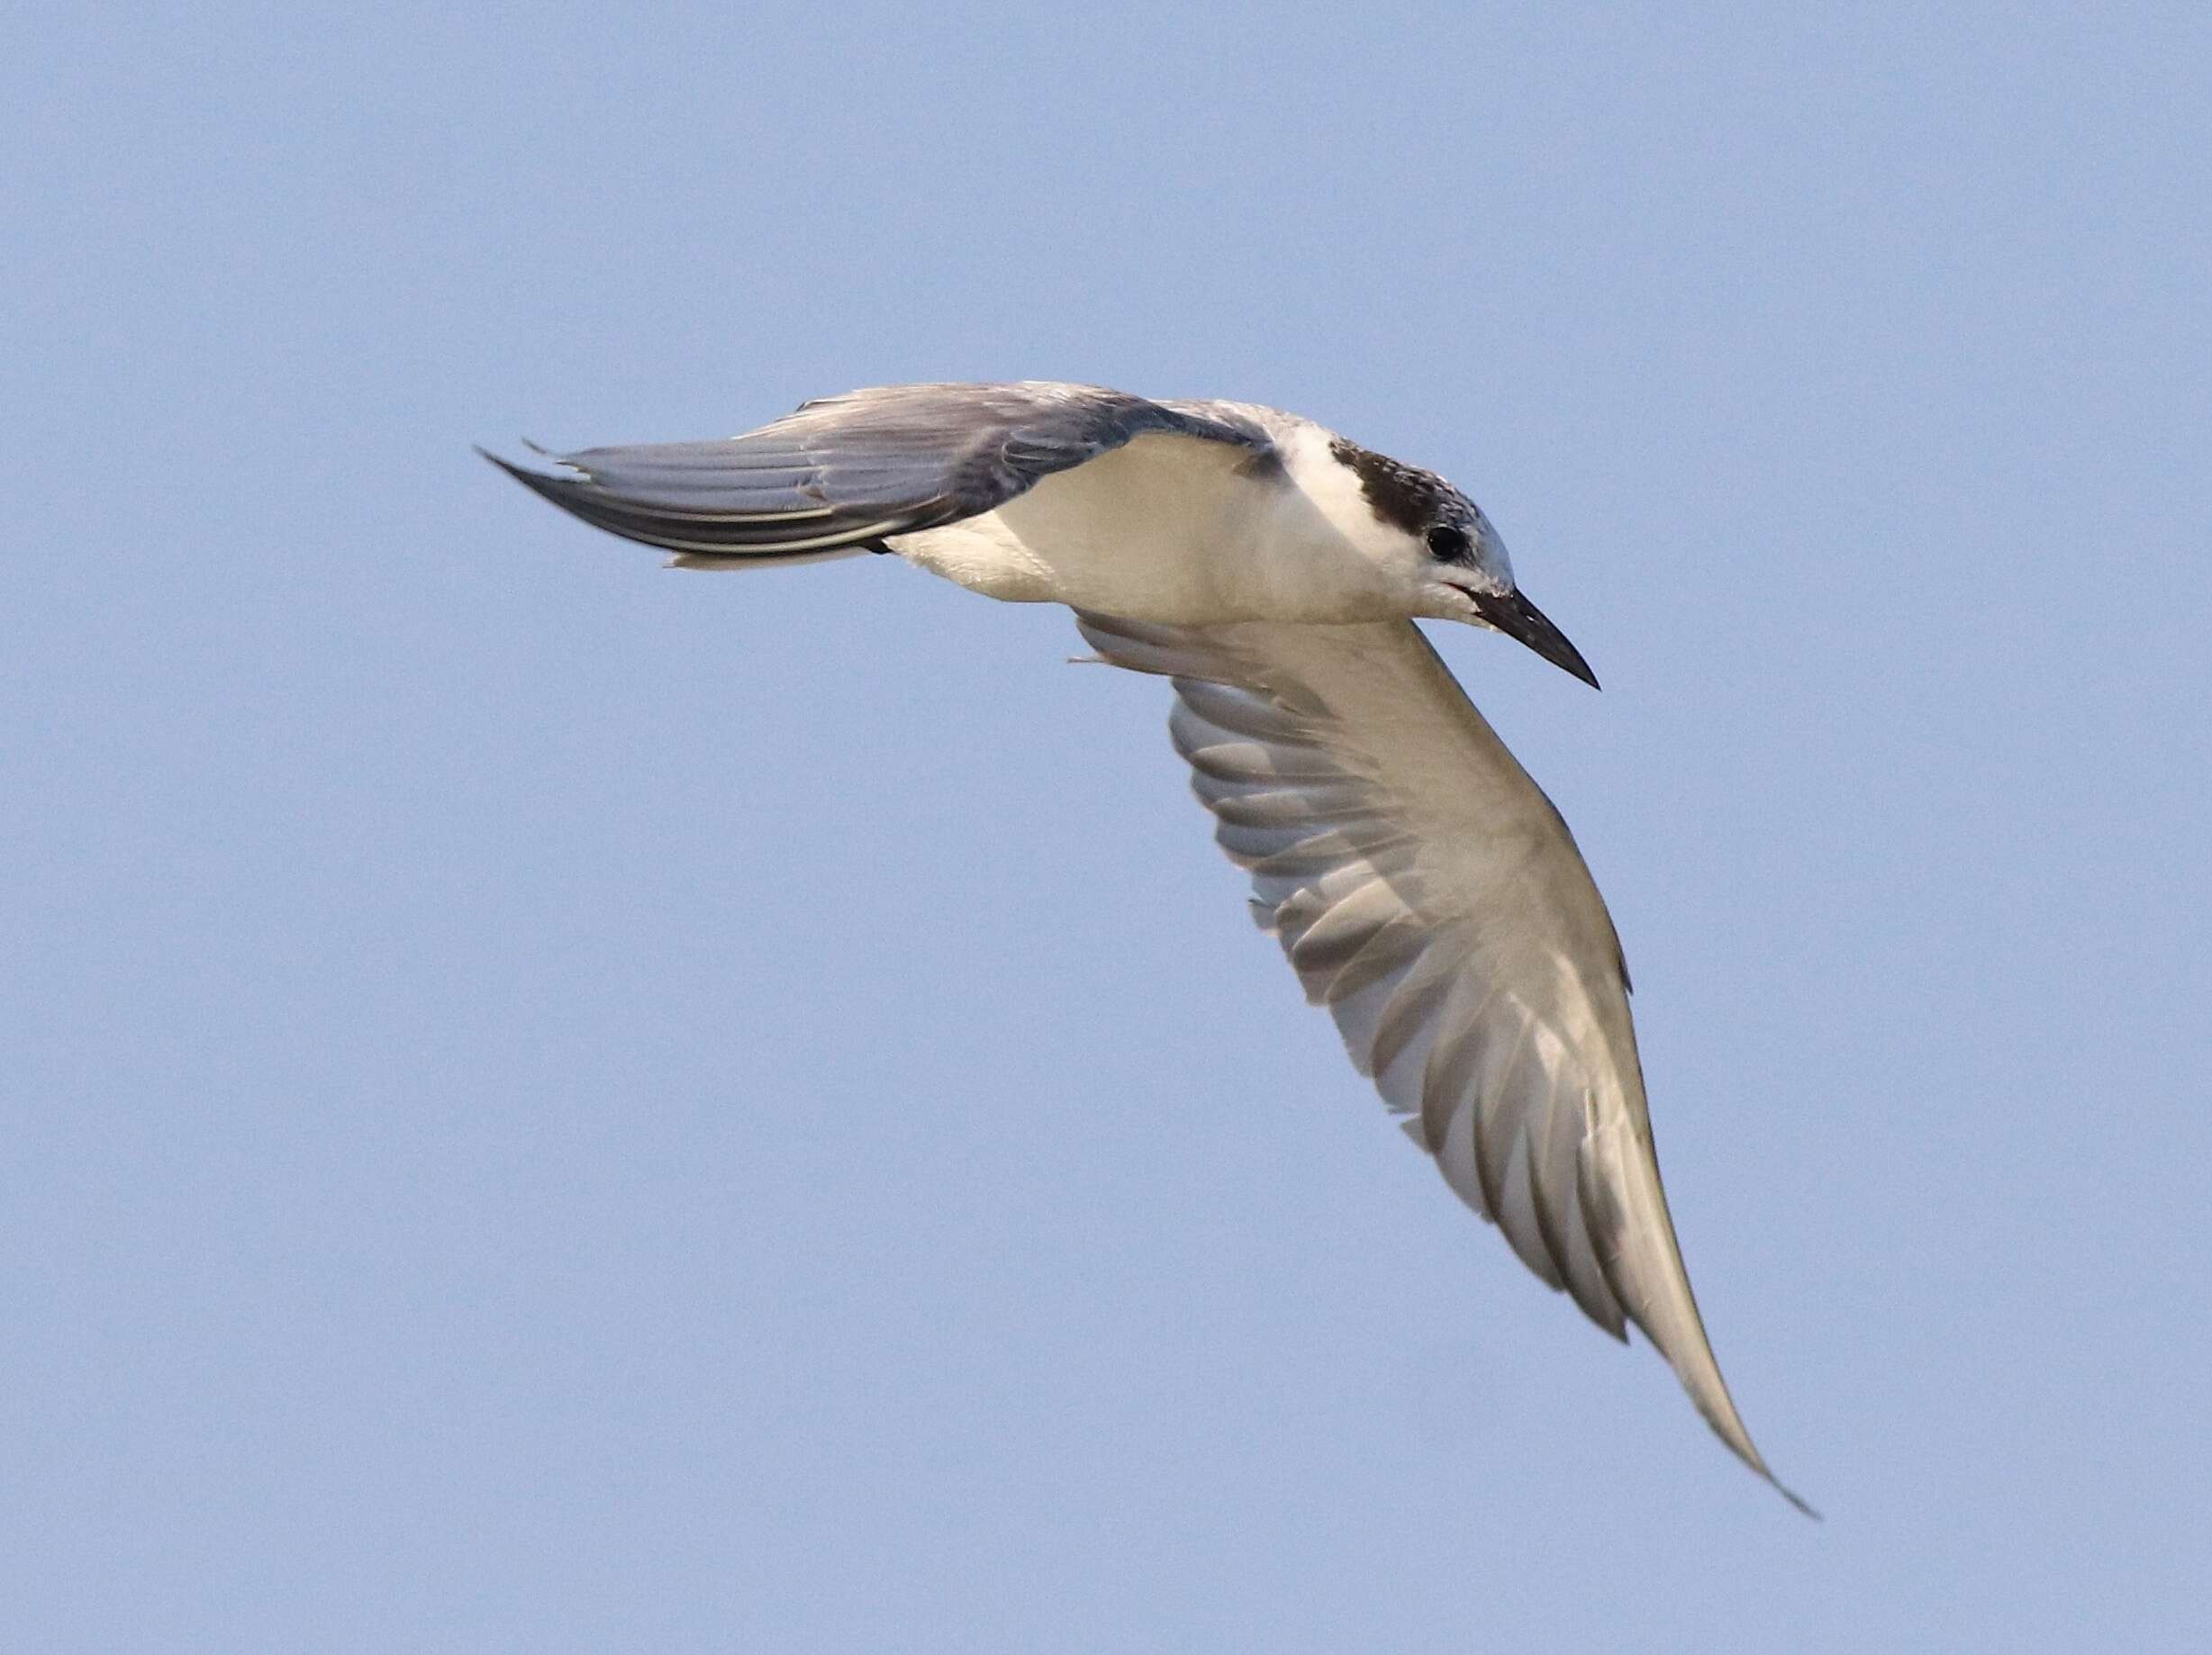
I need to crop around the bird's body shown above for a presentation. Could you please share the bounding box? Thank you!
[485,380,1808,1513]
[895,412,1410,624]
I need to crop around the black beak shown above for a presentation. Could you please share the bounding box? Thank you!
[1469,588,1600,689]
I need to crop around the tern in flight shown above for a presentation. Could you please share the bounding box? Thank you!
[485,381,1809,1512]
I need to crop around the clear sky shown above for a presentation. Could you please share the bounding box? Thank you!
[6,4,2209,1649]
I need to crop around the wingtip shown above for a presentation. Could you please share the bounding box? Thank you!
[1770,1473,1822,1521]
[1687,1377,1817,1518]
[1720,1427,1819,1519]
[475,443,534,482]
[476,441,569,476]
[477,444,589,511]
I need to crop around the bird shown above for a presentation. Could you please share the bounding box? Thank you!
[482,380,1809,1514]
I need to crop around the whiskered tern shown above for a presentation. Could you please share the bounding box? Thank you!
[485,381,1808,1512]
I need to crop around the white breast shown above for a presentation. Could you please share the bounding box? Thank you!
[888,424,1414,626]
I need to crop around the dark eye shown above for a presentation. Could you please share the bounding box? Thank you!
[1425,524,1472,562]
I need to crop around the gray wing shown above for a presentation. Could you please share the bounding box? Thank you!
[1078,611,1809,1512]
[482,381,1274,564]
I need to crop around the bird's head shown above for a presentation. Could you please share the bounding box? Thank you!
[1326,436,1600,689]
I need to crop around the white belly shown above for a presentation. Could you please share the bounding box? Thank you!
[886,430,1409,625]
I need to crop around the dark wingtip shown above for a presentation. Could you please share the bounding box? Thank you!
[476,444,594,515]
[1721,1425,1819,1519]
[477,442,556,482]
[1772,1476,1822,1521]
[476,443,531,483]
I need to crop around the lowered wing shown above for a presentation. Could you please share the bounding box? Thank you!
[1078,610,1808,1512]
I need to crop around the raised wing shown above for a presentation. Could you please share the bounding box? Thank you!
[482,381,1273,565]
[1077,611,1807,1511]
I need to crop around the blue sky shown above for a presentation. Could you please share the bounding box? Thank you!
[6,4,2209,1649]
